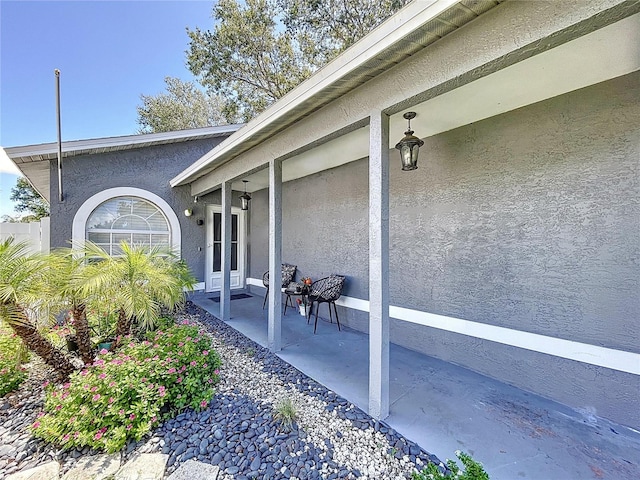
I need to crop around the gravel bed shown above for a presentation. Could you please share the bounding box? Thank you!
[0,302,442,479]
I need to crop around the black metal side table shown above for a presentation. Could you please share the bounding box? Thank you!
[283,283,310,316]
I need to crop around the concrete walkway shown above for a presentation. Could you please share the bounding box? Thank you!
[190,291,640,480]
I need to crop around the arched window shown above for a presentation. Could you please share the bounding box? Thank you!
[86,197,170,255]
[72,188,181,257]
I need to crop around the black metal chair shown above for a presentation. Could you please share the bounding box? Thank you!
[306,275,346,333]
[262,263,297,309]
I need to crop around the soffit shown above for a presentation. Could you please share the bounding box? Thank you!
[172,0,504,186]
[226,9,640,193]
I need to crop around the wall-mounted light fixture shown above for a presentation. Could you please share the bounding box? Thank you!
[239,180,251,211]
[184,208,193,217]
[395,112,424,171]
[194,195,199,203]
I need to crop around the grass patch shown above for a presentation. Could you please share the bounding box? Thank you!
[273,397,298,432]
[412,451,490,480]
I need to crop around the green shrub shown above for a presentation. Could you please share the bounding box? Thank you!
[0,330,29,396]
[412,451,490,480]
[32,320,221,453]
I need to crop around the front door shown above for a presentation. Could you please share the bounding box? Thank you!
[205,205,245,292]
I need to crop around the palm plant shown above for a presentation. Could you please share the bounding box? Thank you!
[46,249,95,364]
[0,238,76,379]
[80,241,196,342]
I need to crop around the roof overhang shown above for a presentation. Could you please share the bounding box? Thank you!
[4,124,243,202]
[174,0,640,196]
[170,0,506,188]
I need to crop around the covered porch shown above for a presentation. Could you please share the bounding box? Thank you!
[172,0,640,437]
[188,291,640,480]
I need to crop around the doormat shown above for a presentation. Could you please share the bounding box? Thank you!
[209,293,253,302]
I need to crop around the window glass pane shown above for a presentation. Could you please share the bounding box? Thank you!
[86,196,171,258]
[133,201,169,231]
[146,212,169,231]
[131,199,156,217]
[113,199,133,218]
[93,244,110,254]
[87,232,110,243]
[213,243,221,272]
[112,243,124,256]
[112,233,130,246]
[151,234,169,247]
[133,233,150,245]
[232,215,238,242]
[213,213,221,242]
[86,203,119,229]
[231,243,238,271]
[113,215,149,231]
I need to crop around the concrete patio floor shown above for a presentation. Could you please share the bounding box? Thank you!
[189,291,640,480]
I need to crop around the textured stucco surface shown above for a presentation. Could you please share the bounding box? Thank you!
[248,72,640,428]
[191,0,636,195]
[49,137,235,282]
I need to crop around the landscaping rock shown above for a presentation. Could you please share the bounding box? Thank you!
[61,453,121,480]
[5,461,60,480]
[1,304,441,480]
[167,459,220,480]
[115,453,168,480]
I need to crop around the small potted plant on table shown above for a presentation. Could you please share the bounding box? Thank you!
[296,297,307,316]
[298,277,313,316]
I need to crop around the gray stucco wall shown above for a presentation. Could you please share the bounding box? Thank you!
[248,72,640,428]
[49,137,234,282]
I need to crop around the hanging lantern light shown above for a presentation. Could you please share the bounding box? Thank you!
[395,112,424,171]
[239,180,251,211]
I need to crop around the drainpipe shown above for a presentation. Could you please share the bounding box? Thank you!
[55,69,63,202]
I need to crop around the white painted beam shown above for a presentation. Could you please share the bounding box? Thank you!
[220,181,232,322]
[368,110,390,420]
[268,159,283,352]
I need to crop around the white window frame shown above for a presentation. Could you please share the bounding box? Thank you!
[72,187,181,256]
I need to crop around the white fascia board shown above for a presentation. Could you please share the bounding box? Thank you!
[170,0,461,187]
[4,125,243,163]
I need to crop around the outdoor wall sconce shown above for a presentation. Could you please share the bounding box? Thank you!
[239,180,251,211]
[395,112,424,171]
[184,209,193,217]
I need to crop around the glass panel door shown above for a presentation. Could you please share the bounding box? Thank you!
[206,206,245,292]
[212,212,238,273]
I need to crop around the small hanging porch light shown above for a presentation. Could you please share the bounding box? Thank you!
[395,112,424,171]
[239,180,251,211]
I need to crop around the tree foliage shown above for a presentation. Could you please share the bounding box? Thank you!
[0,238,76,380]
[186,0,409,121]
[279,0,410,58]
[137,77,232,133]
[187,0,315,122]
[9,177,49,221]
[139,0,409,128]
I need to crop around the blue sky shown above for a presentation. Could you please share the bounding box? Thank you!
[0,0,215,217]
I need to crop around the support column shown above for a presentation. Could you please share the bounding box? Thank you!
[369,110,390,420]
[268,159,283,352]
[220,180,232,322]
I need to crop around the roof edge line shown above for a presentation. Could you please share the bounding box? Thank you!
[5,124,244,160]
[170,0,461,187]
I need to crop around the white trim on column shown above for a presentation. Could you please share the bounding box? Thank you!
[268,158,283,352]
[245,277,639,375]
[71,187,182,256]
